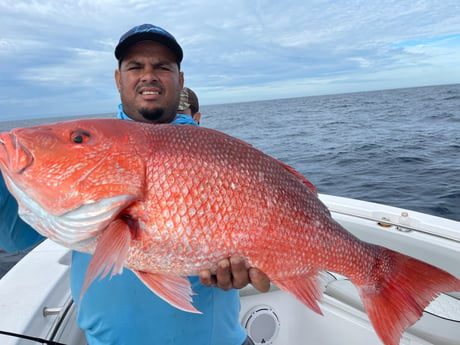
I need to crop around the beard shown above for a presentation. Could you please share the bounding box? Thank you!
[139,107,164,122]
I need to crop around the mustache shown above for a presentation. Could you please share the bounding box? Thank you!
[136,82,164,93]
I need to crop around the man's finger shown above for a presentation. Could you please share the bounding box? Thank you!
[229,255,250,289]
[215,258,232,290]
[249,268,271,292]
[199,269,216,287]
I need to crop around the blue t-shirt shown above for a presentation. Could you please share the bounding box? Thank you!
[70,108,247,345]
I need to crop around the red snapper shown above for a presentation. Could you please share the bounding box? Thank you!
[0,119,459,345]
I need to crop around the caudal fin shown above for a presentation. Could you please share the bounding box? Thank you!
[357,249,460,345]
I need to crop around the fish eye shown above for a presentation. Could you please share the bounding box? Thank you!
[70,130,91,144]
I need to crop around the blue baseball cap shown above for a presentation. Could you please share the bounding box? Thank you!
[115,24,183,63]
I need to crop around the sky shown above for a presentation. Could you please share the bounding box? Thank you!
[1,0,459,120]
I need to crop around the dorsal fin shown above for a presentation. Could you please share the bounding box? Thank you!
[276,159,318,195]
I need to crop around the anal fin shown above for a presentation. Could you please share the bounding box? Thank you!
[274,271,326,315]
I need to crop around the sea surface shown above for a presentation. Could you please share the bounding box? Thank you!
[1,83,459,277]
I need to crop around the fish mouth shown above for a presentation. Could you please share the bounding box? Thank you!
[0,132,34,175]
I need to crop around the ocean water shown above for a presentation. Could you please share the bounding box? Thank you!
[201,84,460,222]
[1,83,459,276]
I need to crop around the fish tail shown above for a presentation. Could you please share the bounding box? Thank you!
[357,249,460,345]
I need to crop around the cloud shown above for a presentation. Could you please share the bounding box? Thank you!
[0,0,459,119]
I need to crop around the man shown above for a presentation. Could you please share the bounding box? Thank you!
[0,24,269,345]
[178,87,201,124]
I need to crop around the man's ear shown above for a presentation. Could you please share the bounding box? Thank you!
[179,71,184,89]
[114,69,121,92]
[193,111,201,124]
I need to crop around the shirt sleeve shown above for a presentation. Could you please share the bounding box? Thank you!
[0,173,44,252]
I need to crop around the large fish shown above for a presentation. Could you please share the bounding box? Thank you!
[0,119,458,345]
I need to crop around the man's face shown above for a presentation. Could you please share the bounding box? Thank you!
[115,41,184,123]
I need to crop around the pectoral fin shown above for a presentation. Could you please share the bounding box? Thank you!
[80,218,131,302]
[134,271,201,314]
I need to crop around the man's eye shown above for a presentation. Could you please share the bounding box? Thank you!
[156,64,172,71]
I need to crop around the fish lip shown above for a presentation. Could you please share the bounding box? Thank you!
[0,133,34,175]
[0,133,9,166]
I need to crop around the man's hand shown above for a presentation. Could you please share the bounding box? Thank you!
[199,255,270,293]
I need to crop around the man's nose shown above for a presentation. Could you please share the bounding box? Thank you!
[141,67,158,82]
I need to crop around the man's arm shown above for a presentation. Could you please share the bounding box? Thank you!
[0,174,44,252]
[199,255,271,292]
